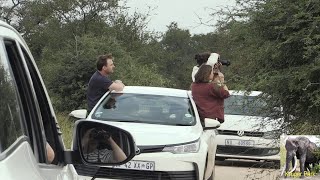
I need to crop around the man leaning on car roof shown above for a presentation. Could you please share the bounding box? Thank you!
[87,54,125,112]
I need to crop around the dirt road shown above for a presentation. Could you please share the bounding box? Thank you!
[215,159,281,180]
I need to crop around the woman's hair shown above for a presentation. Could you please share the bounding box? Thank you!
[194,52,211,66]
[194,64,215,83]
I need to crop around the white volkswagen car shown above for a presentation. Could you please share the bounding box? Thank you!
[215,90,281,164]
[70,86,220,180]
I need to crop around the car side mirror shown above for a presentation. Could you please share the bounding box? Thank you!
[69,109,87,119]
[74,120,137,165]
[203,118,221,130]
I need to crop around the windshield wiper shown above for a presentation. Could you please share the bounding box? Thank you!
[172,123,191,126]
[117,120,145,123]
[117,120,192,126]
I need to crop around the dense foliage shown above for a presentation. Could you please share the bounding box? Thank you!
[213,0,320,133]
[1,0,319,133]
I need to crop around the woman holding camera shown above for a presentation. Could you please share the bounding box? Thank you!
[191,64,230,124]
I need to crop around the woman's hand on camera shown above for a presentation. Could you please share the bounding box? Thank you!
[218,72,225,84]
[213,62,222,69]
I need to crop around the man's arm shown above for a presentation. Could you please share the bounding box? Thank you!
[108,81,125,91]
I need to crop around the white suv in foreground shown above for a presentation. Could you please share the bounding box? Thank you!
[0,20,137,180]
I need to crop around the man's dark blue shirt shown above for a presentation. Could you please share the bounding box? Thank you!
[87,71,113,111]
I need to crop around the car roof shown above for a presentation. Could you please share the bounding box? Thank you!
[112,86,189,98]
[0,20,29,49]
[0,20,11,28]
[228,90,262,96]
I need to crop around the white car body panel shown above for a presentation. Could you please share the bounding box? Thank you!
[0,141,43,180]
[221,115,280,132]
[111,86,188,97]
[85,120,202,146]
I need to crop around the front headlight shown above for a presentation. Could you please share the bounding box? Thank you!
[162,139,200,154]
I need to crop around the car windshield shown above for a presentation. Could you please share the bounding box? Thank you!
[92,93,196,126]
[224,95,267,116]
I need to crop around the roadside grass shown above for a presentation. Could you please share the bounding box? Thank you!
[280,145,286,167]
[56,112,74,149]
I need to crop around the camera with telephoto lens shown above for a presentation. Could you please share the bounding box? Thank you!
[218,58,231,66]
[192,52,231,82]
[195,52,231,67]
[207,53,231,67]
[90,128,111,141]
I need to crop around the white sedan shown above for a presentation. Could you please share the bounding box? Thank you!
[215,90,281,163]
[70,86,220,180]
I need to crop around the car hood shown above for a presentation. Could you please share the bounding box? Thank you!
[219,115,282,132]
[88,120,201,146]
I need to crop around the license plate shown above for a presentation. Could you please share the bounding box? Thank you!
[113,160,155,171]
[225,139,254,146]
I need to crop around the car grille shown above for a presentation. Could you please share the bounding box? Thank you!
[217,130,264,137]
[73,164,197,180]
[217,145,280,156]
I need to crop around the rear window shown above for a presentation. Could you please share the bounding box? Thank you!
[92,93,196,126]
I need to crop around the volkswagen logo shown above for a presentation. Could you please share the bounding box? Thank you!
[237,130,245,137]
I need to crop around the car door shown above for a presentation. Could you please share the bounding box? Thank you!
[16,38,79,179]
[0,36,46,179]
[0,36,75,180]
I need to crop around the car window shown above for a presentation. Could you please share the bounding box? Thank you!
[0,39,25,153]
[92,93,196,126]
[21,47,63,164]
[1,39,47,163]
[224,95,268,116]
